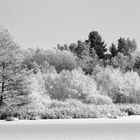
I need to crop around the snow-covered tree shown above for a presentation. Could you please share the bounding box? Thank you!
[0,26,26,106]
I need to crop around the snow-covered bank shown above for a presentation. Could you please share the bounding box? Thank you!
[1,116,140,124]
[0,117,140,140]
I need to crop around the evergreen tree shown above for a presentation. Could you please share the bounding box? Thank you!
[118,37,128,55]
[0,26,26,106]
[109,43,118,57]
[134,56,140,75]
[88,31,107,59]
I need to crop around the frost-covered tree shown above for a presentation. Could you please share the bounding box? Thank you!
[0,26,26,106]
[93,66,140,103]
[69,40,99,74]
[117,37,137,56]
[27,71,50,110]
[45,48,77,73]
[110,53,135,71]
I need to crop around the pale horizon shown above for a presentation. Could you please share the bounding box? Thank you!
[0,0,140,50]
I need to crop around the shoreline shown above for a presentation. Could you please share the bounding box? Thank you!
[1,115,140,124]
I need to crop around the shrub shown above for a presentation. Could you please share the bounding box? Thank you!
[2,102,135,120]
[93,66,140,103]
[0,107,12,120]
[40,104,126,119]
[47,100,66,108]
[11,104,42,120]
[40,105,97,119]
[24,100,126,119]
[0,106,20,120]
[117,104,140,115]
[45,68,99,102]
[65,99,84,107]
[95,105,127,118]
[84,94,113,105]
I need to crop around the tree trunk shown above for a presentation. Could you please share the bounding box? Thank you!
[0,95,3,106]
[0,62,5,106]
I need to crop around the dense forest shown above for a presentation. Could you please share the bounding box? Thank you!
[1,26,140,120]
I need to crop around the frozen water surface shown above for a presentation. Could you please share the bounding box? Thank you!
[0,117,140,140]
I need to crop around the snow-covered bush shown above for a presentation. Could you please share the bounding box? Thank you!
[39,103,126,119]
[46,99,83,109]
[26,71,50,110]
[45,68,101,103]
[84,94,113,105]
[117,104,140,115]
[93,66,140,103]
[45,48,77,72]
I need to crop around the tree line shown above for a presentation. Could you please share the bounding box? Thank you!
[0,26,140,107]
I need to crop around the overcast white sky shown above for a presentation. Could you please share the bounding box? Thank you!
[0,0,140,49]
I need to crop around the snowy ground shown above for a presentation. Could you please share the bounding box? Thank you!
[0,116,140,140]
